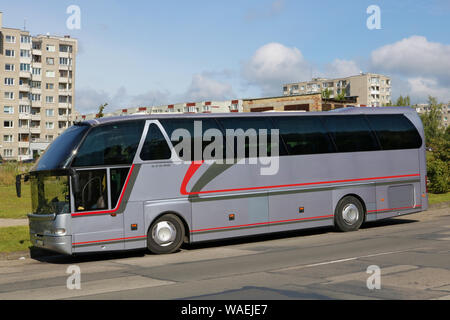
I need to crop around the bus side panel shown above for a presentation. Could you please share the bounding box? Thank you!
[268,189,334,233]
[191,194,269,242]
[123,201,146,250]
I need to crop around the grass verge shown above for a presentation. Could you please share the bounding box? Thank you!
[428,192,450,205]
[0,226,31,253]
[0,184,31,219]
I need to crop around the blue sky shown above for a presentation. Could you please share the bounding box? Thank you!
[2,0,450,113]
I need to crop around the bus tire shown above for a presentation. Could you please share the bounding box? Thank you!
[147,214,185,254]
[334,196,364,232]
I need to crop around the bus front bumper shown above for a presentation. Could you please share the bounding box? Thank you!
[30,233,72,255]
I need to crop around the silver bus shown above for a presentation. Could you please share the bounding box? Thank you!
[18,107,428,255]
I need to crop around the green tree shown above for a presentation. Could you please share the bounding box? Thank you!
[335,90,346,101]
[96,103,108,118]
[321,88,332,99]
[394,95,411,106]
[421,96,449,193]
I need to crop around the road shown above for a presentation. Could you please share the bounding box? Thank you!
[0,206,449,300]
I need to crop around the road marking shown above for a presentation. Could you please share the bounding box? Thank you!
[275,250,410,272]
[0,275,174,300]
[325,265,418,284]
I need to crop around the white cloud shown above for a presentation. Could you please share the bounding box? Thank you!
[406,77,450,103]
[324,59,362,79]
[242,42,311,95]
[182,73,235,102]
[371,35,450,81]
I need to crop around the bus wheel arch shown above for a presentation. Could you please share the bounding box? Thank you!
[146,212,188,254]
[334,194,366,232]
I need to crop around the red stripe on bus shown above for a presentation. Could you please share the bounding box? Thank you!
[71,164,135,217]
[180,161,420,196]
[72,235,146,246]
[191,214,335,233]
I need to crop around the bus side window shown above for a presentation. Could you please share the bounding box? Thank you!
[321,115,380,153]
[140,124,172,161]
[272,116,334,155]
[365,114,422,150]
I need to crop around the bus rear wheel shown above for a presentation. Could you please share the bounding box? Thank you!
[147,214,185,254]
[334,196,364,232]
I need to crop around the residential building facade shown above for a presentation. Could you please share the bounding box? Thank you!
[415,103,450,128]
[283,73,391,107]
[0,12,77,160]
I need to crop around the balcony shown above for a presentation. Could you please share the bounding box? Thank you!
[18,141,30,148]
[19,113,31,120]
[31,87,42,94]
[58,102,70,108]
[30,127,41,134]
[32,49,42,55]
[19,71,31,78]
[31,114,41,121]
[31,74,42,81]
[19,85,30,92]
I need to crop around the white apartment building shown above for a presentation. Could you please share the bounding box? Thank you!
[283,73,392,107]
[75,100,243,121]
[0,12,77,161]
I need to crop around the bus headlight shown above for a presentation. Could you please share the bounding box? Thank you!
[54,228,66,235]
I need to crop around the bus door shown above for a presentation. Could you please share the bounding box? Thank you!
[71,167,131,252]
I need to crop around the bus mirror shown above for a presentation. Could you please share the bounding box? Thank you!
[70,169,80,194]
[16,175,22,198]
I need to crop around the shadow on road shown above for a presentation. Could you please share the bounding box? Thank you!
[30,216,418,264]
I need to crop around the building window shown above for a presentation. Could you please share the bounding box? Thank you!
[46,83,54,90]
[19,105,30,113]
[3,106,14,114]
[46,57,55,65]
[3,149,13,157]
[45,135,54,142]
[31,94,41,101]
[46,44,56,52]
[32,68,41,75]
[3,135,13,142]
[4,78,14,86]
[3,120,14,128]
[46,71,55,78]
[20,63,31,72]
[45,122,54,129]
[5,49,15,57]
[59,57,71,65]
[46,96,54,103]
[5,35,16,43]
[21,35,31,43]
[4,92,14,100]
[59,45,73,53]
[20,49,31,58]
[46,109,54,117]
[31,81,41,89]
[5,64,15,71]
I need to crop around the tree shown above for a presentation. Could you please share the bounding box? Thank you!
[421,96,449,194]
[394,95,411,106]
[321,88,332,99]
[420,96,444,146]
[96,103,108,118]
[335,90,346,101]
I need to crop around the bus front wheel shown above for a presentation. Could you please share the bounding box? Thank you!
[147,214,185,254]
[334,196,365,232]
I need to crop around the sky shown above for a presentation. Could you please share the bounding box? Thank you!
[2,0,450,113]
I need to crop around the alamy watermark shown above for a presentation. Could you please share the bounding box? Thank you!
[66,265,81,290]
[366,5,381,30]
[170,120,280,176]
[66,5,81,30]
[366,265,381,290]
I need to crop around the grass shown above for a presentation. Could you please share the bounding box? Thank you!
[0,226,31,253]
[428,192,450,205]
[0,183,31,219]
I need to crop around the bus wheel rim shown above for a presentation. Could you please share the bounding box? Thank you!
[152,221,177,247]
[342,203,359,225]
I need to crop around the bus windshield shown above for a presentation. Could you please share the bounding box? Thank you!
[33,124,90,171]
[31,171,70,215]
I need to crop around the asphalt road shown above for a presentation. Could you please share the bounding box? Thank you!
[0,207,449,300]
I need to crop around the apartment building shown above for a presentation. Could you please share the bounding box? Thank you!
[283,73,391,107]
[75,100,243,121]
[415,103,450,128]
[0,12,77,161]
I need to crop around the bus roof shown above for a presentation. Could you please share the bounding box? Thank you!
[79,107,417,127]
